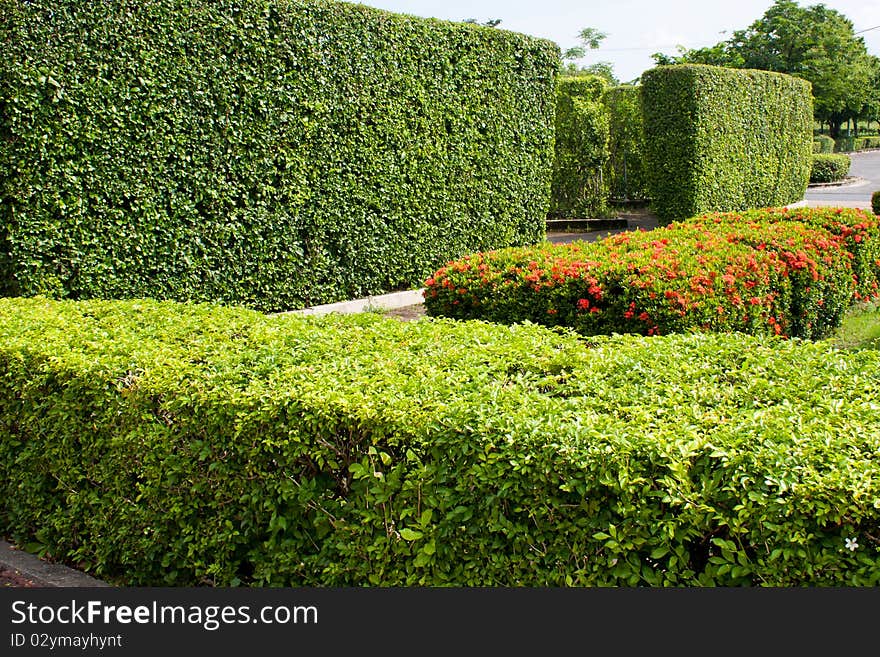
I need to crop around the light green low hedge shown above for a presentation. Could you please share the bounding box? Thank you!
[856,136,880,151]
[810,154,851,183]
[835,136,880,152]
[2,297,880,586]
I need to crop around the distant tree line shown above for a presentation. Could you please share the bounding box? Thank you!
[652,0,880,138]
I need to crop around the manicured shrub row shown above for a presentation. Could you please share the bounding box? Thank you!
[548,76,609,219]
[2,297,879,586]
[423,207,880,339]
[810,154,851,183]
[836,135,880,152]
[812,134,835,153]
[641,65,813,223]
[855,136,880,150]
[0,0,557,311]
[603,85,649,201]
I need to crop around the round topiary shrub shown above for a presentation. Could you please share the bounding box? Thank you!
[872,190,880,216]
[810,153,851,183]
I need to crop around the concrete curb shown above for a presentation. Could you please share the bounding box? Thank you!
[807,176,868,190]
[1,540,111,587]
[274,288,426,317]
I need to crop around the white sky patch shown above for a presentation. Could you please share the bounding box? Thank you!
[354,0,880,83]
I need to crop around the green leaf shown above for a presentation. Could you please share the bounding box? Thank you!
[399,528,423,541]
[650,546,670,559]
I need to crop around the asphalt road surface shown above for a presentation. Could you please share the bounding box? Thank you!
[804,150,880,208]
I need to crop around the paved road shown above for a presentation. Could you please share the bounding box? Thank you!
[804,149,880,208]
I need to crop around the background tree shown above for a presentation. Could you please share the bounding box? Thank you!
[462,18,502,27]
[561,27,619,85]
[652,0,879,138]
[858,58,880,132]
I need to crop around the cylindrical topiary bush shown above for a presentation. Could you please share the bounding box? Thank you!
[810,154,851,183]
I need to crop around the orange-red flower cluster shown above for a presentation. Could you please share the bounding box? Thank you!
[422,207,880,339]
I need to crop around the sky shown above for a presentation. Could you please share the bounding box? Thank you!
[350,0,880,83]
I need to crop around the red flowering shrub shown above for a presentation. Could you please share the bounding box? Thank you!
[688,207,880,305]
[423,207,878,339]
[667,217,856,338]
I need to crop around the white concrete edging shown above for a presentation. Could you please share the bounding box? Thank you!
[806,176,869,190]
[275,288,425,317]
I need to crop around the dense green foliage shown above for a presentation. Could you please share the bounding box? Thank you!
[873,191,880,216]
[549,76,609,218]
[424,207,880,339]
[654,0,880,139]
[813,134,835,153]
[810,154,851,183]
[2,296,880,586]
[856,136,880,150]
[603,85,648,201]
[641,65,812,223]
[837,136,880,152]
[0,0,558,311]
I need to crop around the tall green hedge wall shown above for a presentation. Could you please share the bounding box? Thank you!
[603,85,648,202]
[641,65,813,223]
[0,0,558,311]
[548,75,609,218]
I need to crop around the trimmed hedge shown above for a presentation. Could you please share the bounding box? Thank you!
[2,297,880,586]
[810,154,851,183]
[641,65,813,223]
[548,75,609,218]
[873,191,880,216]
[836,135,880,152]
[603,85,649,201]
[423,207,880,339]
[856,136,880,151]
[813,134,835,153]
[0,0,558,311]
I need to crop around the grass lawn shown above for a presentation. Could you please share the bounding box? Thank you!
[826,300,880,350]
